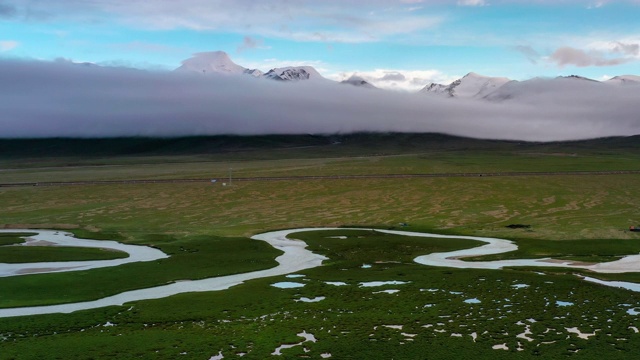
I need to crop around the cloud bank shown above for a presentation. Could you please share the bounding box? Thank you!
[1,60,639,141]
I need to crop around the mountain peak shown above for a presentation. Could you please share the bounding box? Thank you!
[175,51,246,75]
[607,75,640,85]
[463,72,482,78]
[263,66,325,81]
[341,75,376,89]
[557,75,598,82]
[421,72,511,98]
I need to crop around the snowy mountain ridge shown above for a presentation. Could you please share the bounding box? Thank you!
[420,72,511,98]
[175,51,639,98]
[175,51,325,82]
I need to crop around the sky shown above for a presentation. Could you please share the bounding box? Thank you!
[1,1,640,141]
[2,0,640,91]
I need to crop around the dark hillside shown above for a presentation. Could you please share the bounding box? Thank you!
[0,133,638,161]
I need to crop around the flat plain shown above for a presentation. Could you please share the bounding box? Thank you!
[1,133,639,359]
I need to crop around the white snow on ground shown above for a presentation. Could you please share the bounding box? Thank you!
[324,281,347,286]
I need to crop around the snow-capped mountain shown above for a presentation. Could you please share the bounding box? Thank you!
[340,75,377,89]
[606,75,640,86]
[243,68,264,78]
[557,75,599,82]
[175,52,324,82]
[173,51,639,102]
[175,51,248,75]
[419,83,448,95]
[420,72,511,98]
[483,76,605,102]
[263,66,325,81]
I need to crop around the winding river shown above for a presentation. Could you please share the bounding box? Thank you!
[1,228,639,318]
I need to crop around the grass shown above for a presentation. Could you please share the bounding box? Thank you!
[2,233,640,359]
[0,233,36,246]
[1,133,640,359]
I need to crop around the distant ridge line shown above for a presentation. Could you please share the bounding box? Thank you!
[2,170,639,188]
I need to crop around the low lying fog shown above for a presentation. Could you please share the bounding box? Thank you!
[1,60,639,141]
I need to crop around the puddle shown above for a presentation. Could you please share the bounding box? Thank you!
[271,331,316,356]
[209,351,224,360]
[272,282,305,289]
[374,289,400,294]
[295,296,325,303]
[464,298,481,304]
[556,301,574,307]
[325,281,347,286]
[359,281,410,287]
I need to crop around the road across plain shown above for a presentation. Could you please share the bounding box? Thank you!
[1,170,639,188]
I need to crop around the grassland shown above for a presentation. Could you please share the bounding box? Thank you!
[0,133,639,359]
[0,233,35,246]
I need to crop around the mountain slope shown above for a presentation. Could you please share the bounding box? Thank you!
[340,75,377,89]
[421,72,510,98]
[607,75,640,85]
[175,51,247,75]
[484,76,605,102]
[263,66,325,81]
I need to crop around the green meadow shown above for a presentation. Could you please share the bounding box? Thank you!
[1,134,640,359]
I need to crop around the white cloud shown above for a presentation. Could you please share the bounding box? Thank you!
[329,69,458,92]
[457,0,487,6]
[3,1,443,43]
[588,39,640,58]
[0,40,18,51]
[587,1,607,9]
[2,59,640,141]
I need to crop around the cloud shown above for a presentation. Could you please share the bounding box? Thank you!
[587,1,607,9]
[0,2,16,18]
[548,46,633,67]
[611,41,640,56]
[331,69,457,92]
[457,0,487,6]
[236,36,268,53]
[1,59,638,142]
[378,72,406,81]
[511,45,540,64]
[2,1,443,43]
[0,40,18,51]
